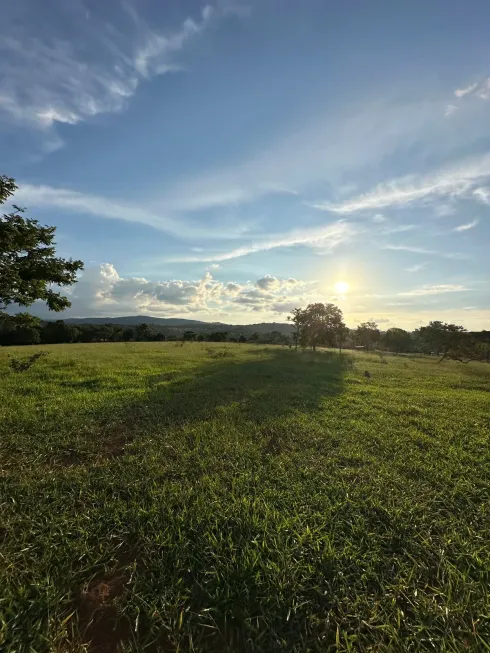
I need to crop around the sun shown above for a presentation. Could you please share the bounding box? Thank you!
[334,281,349,294]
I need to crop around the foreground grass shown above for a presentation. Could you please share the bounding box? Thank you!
[0,342,489,652]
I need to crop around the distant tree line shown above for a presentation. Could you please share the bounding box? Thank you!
[287,303,489,362]
[1,311,488,363]
[0,315,291,347]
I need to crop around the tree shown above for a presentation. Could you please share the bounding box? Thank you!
[208,331,228,342]
[122,327,134,341]
[290,303,346,351]
[183,330,197,341]
[41,319,79,344]
[381,327,413,353]
[355,321,380,350]
[0,312,41,346]
[0,176,83,312]
[197,333,205,342]
[288,308,303,350]
[248,332,260,344]
[135,323,151,341]
[238,334,247,344]
[414,321,482,363]
[337,323,350,353]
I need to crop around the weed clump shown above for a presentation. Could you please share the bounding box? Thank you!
[8,351,49,372]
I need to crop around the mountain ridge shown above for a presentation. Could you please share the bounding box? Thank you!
[62,315,294,335]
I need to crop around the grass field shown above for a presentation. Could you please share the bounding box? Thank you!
[1,342,489,652]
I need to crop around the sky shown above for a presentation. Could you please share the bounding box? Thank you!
[1,0,489,330]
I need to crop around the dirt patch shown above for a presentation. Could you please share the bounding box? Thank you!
[99,434,131,459]
[77,570,132,653]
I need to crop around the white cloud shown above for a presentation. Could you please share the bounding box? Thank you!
[13,183,184,234]
[372,214,386,223]
[476,78,490,100]
[400,284,468,297]
[380,224,416,234]
[454,83,478,98]
[445,104,457,117]
[11,182,251,239]
[256,274,280,291]
[405,263,427,273]
[0,2,236,134]
[384,245,466,259]
[433,203,456,217]
[40,264,309,318]
[146,88,490,215]
[132,5,214,78]
[313,153,490,214]
[453,219,478,232]
[168,220,355,262]
[474,187,490,204]
[271,301,300,313]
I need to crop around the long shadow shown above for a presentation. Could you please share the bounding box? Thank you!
[125,347,347,433]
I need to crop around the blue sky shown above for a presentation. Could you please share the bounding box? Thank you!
[1,0,489,329]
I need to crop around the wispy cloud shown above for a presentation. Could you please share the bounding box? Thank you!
[13,183,183,234]
[0,2,237,135]
[453,219,478,232]
[313,154,490,214]
[405,263,427,273]
[476,78,490,100]
[168,221,355,262]
[444,104,457,117]
[453,78,490,101]
[454,83,477,98]
[12,182,250,240]
[380,224,416,234]
[384,244,466,259]
[145,90,490,214]
[400,284,468,297]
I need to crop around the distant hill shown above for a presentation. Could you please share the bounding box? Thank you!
[64,315,214,328]
[64,316,294,337]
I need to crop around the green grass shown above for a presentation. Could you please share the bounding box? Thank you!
[1,342,489,652]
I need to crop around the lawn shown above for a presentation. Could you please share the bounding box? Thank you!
[1,342,489,652]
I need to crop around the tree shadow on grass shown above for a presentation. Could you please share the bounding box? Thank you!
[70,348,349,652]
[129,347,347,433]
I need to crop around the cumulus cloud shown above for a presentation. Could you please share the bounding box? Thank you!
[48,264,310,318]
[256,274,280,291]
[400,284,468,297]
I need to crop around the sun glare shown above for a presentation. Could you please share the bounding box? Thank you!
[334,281,349,294]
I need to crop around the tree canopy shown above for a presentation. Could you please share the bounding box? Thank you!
[381,327,413,353]
[0,175,83,312]
[355,321,381,350]
[414,321,483,363]
[289,303,347,351]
